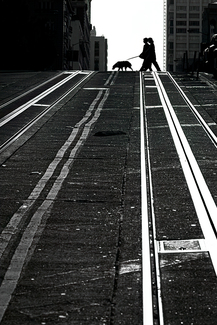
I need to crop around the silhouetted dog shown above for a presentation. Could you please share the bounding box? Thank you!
[112,61,133,71]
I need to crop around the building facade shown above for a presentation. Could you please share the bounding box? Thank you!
[202,2,217,44]
[90,27,108,71]
[164,0,216,71]
[0,0,92,70]
[70,0,92,70]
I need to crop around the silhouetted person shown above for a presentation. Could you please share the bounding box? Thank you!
[139,38,152,71]
[148,38,161,71]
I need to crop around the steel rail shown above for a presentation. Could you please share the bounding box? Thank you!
[0,71,95,154]
[0,71,64,110]
[153,71,217,275]
[200,72,217,90]
[166,72,217,147]
[140,72,154,324]
[142,72,164,325]
[0,71,82,127]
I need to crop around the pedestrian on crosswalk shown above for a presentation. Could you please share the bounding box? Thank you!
[148,37,161,71]
[139,37,152,71]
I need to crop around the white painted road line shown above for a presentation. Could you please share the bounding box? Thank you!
[0,86,110,322]
[143,73,165,325]
[0,89,105,259]
[0,71,64,110]
[153,71,217,275]
[0,71,90,127]
[167,72,217,147]
[0,72,96,157]
[140,72,154,325]
[104,71,115,86]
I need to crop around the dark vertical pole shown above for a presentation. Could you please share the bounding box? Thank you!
[183,52,186,71]
[186,50,189,71]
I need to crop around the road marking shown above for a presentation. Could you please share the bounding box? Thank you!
[0,71,91,127]
[145,105,163,109]
[32,103,50,107]
[0,71,65,110]
[181,123,201,127]
[140,72,154,325]
[110,71,119,85]
[186,86,210,89]
[142,72,164,325]
[195,104,217,107]
[153,71,217,275]
[104,71,115,86]
[119,260,141,275]
[0,87,110,322]
[167,72,217,147]
[83,88,108,90]
[0,89,105,258]
[158,239,206,253]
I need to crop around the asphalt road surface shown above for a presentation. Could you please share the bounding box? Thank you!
[1,70,217,324]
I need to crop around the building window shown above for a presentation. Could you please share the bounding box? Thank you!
[73,51,78,61]
[40,1,52,10]
[176,43,186,49]
[189,13,200,19]
[169,42,174,50]
[176,28,187,33]
[177,21,187,26]
[177,6,187,11]
[189,43,199,51]
[189,6,199,11]
[94,59,99,70]
[94,41,99,56]
[177,13,187,19]
[45,20,55,31]
[188,28,200,33]
[189,21,200,26]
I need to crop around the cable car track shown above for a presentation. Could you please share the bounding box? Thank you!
[167,72,217,147]
[0,71,95,156]
[141,71,217,324]
[1,70,217,324]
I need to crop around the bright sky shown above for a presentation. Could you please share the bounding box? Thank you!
[91,0,164,71]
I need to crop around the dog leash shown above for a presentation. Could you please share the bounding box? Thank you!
[127,56,140,60]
